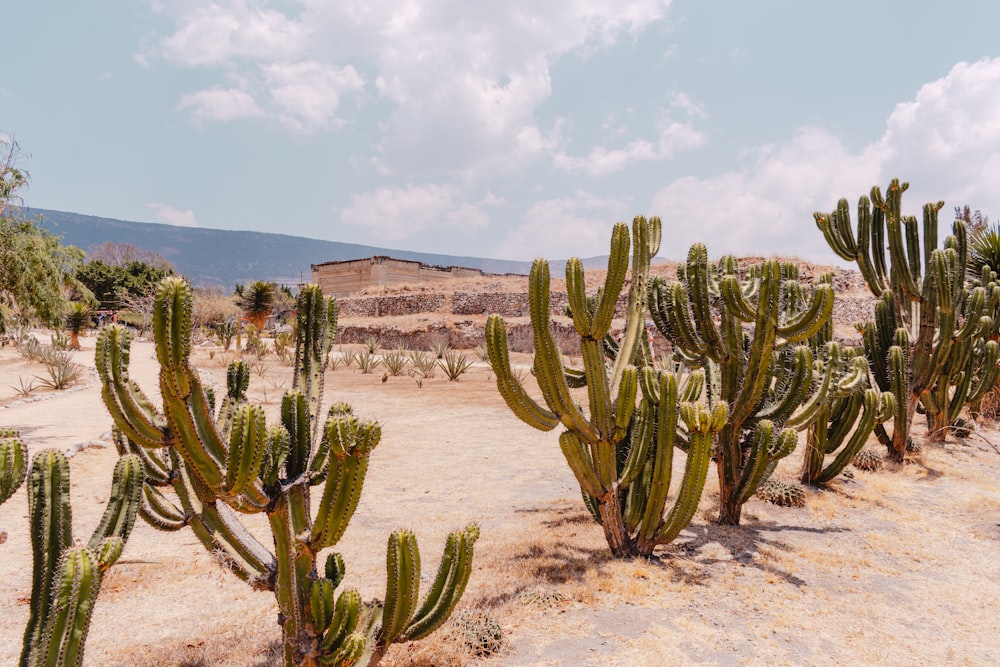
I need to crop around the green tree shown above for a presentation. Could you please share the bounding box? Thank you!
[0,137,86,333]
[76,259,172,311]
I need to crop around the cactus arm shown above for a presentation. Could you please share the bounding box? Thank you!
[785,346,837,429]
[96,326,166,449]
[613,366,638,441]
[610,217,653,388]
[30,547,102,667]
[87,455,143,549]
[318,589,362,654]
[159,381,226,493]
[720,275,756,322]
[224,405,268,497]
[402,524,479,641]
[618,399,654,489]
[589,222,629,338]
[734,424,797,506]
[379,530,421,645]
[558,431,604,498]
[687,244,726,358]
[22,451,73,665]
[730,264,780,425]
[636,373,678,545]
[294,286,337,442]
[485,315,560,431]
[649,279,709,357]
[139,484,190,531]
[528,260,595,439]
[813,389,883,485]
[581,338,613,441]
[756,346,812,424]
[653,402,725,545]
[311,417,378,550]
[777,284,835,343]
[0,435,28,505]
[565,258,594,336]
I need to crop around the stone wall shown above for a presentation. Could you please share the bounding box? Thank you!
[312,256,515,297]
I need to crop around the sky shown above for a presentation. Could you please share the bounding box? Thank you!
[4,1,1000,264]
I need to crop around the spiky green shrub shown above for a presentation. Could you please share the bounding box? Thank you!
[487,218,727,558]
[97,279,476,666]
[649,245,837,525]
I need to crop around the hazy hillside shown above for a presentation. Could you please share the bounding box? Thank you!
[30,208,543,287]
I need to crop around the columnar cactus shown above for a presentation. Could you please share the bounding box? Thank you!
[648,245,835,525]
[15,448,143,667]
[97,278,476,667]
[487,217,727,558]
[921,265,1000,433]
[815,179,993,459]
[0,429,27,508]
[799,352,896,486]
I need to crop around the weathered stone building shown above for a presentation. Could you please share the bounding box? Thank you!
[311,256,499,297]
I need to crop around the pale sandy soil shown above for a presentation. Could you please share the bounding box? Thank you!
[2,327,999,666]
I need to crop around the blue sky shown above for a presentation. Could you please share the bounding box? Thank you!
[4,1,1000,263]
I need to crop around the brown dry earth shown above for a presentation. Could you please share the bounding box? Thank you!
[1,265,999,666]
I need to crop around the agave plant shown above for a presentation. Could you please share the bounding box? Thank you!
[240,280,276,331]
[969,222,1000,279]
[64,302,92,351]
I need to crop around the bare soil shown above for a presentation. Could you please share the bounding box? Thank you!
[1,265,999,666]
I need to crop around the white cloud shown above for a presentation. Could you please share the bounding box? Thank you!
[152,0,673,167]
[158,1,307,66]
[554,119,704,176]
[147,202,200,227]
[875,57,1000,215]
[178,87,263,121]
[263,61,364,131]
[648,57,1000,262]
[341,184,489,242]
[498,191,633,260]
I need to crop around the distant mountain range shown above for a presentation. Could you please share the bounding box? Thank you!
[30,208,553,287]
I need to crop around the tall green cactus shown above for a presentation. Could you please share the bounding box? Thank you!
[487,217,727,558]
[97,278,476,667]
[815,179,991,459]
[1,429,28,508]
[12,448,143,667]
[649,245,835,525]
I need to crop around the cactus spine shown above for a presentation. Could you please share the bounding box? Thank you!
[11,448,143,667]
[487,217,727,558]
[815,179,992,460]
[649,245,836,524]
[97,278,476,666]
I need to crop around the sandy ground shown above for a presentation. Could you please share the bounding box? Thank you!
[2,331,1000,666]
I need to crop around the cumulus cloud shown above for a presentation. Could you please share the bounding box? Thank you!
[649,57,1000,262]
[340,184,490,242]
[151,0,673,166]
[263,61,364,131]
[178,87,263,122]
[147,202,200,227]
[554,119,704,176]
[498,191,633,260]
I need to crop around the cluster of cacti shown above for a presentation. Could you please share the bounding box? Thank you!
[799,309,896,486]
[1,428,143,667]
[815,179,999,460]
[487,217,727,557]
[96,278,476,667]
[648,245,839,524]
[852,449,884,472]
